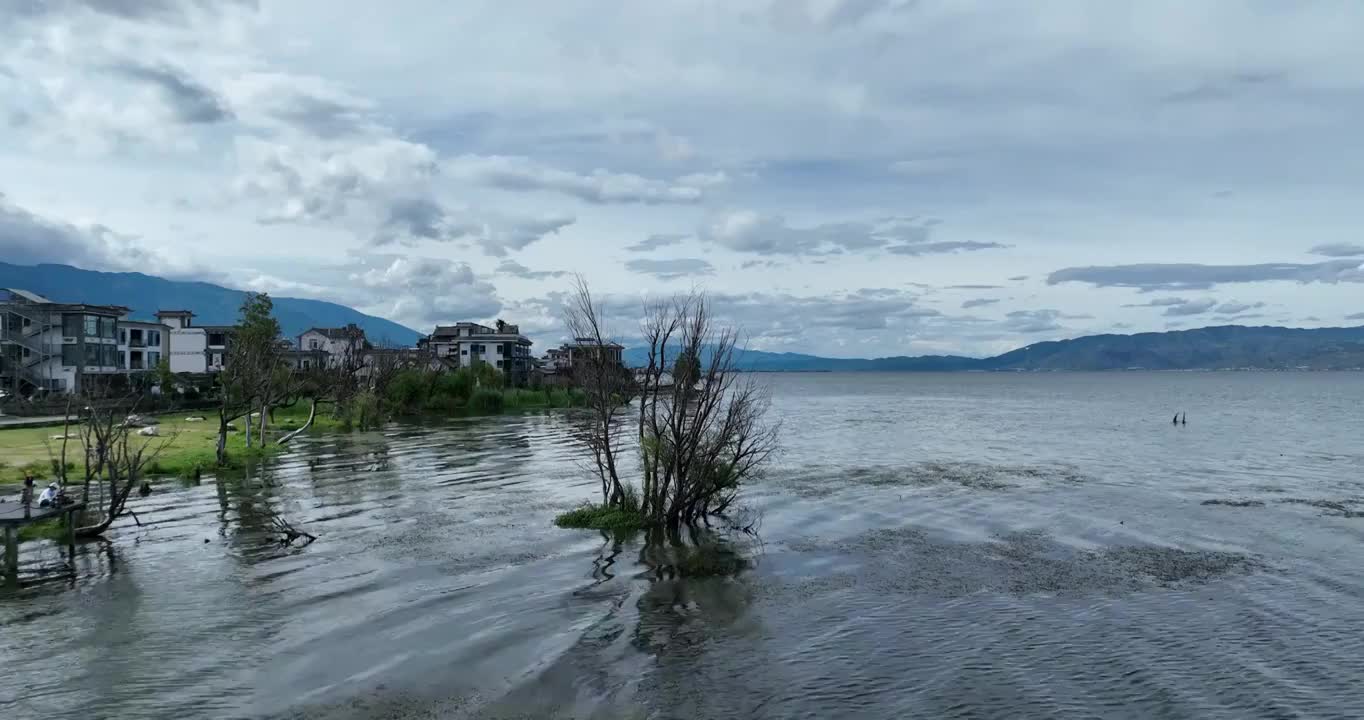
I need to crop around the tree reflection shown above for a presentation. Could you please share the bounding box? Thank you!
[627,523,760,654]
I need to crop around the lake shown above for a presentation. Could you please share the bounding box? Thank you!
[3,372,1364,719]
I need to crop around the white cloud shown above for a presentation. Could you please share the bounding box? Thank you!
[3,1,1362,355]
[348,255,501,329]
[624,257,715,280]
[699,211,999,257]
[0,193,206,278]
[445,154,720,205]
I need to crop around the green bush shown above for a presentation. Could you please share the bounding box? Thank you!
[554,503,650,531]
[385,370,429,413]
[469,387,504,412]
[430,369,475,411]
[333,390,384,430]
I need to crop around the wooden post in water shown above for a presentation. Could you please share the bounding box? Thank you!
[66,506,77,558]
[3,525,17,583]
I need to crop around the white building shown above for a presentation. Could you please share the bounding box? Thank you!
[156,310,232,373]
[157,310,209,374]
[547,338,626,371]
[116,318,167,373]
[1,288,129,395]
[297,324,368,368]
[421,320,533,384]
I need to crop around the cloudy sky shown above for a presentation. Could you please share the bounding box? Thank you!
[2,1,1362,357]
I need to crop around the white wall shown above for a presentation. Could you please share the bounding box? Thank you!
[169,327,208,373]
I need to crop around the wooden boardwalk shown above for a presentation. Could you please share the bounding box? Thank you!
[0,501,84,582]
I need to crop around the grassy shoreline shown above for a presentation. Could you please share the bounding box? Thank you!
[0,403,335,488]
[1,388,583,489]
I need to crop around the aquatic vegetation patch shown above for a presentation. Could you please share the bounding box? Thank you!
[781,528,1266,598]
[1277,498,1364,518]
[1201,499,1267,507]
[554,503,652,532]
[779,462,1090,497]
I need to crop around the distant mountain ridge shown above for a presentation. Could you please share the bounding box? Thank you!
[625,325,1364,372]
[0,262,423,345]
[7,263,1360,370]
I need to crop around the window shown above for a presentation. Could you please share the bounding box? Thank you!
[130,328,143,346]
[63,314,81,337]
[120,329,127,344]
[62,344,80,367]
[208,332,226,346]
[103,345,118,367]
[85,343,100,366]
[84,315,98,337]
[211,353,222,366]
[116,350,126,369]
[302,360,310,370]
[130,351,143,370]
[149,330,160,347]
[101,317,116,339]
[461,349,468,355]
[148,351,161,367]
[496,360,503,368]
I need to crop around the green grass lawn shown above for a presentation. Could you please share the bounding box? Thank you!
[0,404,336,489]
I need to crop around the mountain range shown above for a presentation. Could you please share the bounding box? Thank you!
[625,325,1364,372]
[4,263,1361,371]
[0,262,423,345]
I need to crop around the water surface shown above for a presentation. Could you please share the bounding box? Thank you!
[3,372,1363,718]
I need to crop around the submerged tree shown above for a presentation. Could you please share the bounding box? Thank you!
[565,279,778,529]
[50,388,174,538]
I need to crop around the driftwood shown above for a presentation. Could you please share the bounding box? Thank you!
[277,399,317,446]
[269,513,316,545]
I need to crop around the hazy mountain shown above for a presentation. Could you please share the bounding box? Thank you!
[978,325,1364,371]
[621,347,979,372]
[8,263,1359,369]
[0,263,423,345]
[625,325,1364,372]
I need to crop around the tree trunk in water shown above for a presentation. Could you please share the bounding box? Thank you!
[278,399,316,445]
[75,479,137,538]
[216,417,228,466]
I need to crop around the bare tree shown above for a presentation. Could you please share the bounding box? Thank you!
[50,388,175,538]
[568,280,779,528]
[565,276,636,507]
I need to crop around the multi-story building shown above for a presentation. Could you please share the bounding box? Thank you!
[156,310,233,373]
[297,324,368,368]
[422,320,533,385]
[156,310,209,374]
[1,288,130,395]
[117,318,167,373]
[557,337,626,370]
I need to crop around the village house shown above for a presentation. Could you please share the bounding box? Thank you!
[117,317,166,373]
[294,324,369,370]
[0,288,128,395]
[546,338,626,371]
[419,320,533,385]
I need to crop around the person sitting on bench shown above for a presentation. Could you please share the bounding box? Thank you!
[38,482,61,508]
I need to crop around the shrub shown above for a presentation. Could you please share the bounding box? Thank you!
[554,503,650,531]
[429,369,475,411]
[469,387,504,412]
[386,369,432,414]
